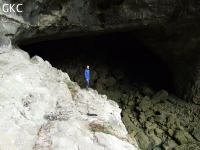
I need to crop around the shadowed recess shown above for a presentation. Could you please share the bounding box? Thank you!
[19,32,174,93]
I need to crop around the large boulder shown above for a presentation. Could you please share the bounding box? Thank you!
[173,142,200,150]
[135,131,150,150]
[105,77,116,87]
[112,69,124,80]
[173,130,196,145]
[192,129,200,142]
[139,90,168,111]
[0,48,138,150]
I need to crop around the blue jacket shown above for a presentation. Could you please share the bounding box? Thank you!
[84,69,90,80]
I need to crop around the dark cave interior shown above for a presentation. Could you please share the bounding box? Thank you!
[19,32,174,93]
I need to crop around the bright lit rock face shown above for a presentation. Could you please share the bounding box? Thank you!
[1,1,200,149]
[0,48,138,150]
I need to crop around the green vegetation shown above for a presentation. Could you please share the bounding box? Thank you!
[102,130,112,135]
[108,125,113,129]
[66,81,74,90]
[89,122,139,148]
[89,123,113,135]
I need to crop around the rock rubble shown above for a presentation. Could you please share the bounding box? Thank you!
[120,87,200,150]
[55,54,200,150]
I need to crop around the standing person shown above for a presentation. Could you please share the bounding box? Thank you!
[84,65,90,91]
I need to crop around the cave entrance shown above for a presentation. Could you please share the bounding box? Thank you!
[19,32,174,103]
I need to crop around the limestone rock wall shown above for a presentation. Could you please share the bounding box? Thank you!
[131,23,200,104]
[0,48,138,150]
[1,0,200,104]
[50,52,200,149]
[0,0,198,45]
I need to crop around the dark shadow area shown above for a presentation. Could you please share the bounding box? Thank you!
[19,32,174,93]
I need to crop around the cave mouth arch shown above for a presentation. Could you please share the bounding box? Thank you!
[19,32,174,96]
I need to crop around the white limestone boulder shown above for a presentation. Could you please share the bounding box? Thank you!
[0,48,138,150]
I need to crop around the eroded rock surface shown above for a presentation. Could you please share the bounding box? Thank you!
[0,0,198,45]
[41,51,200,149]
[120,88,200,150]
[1,0,200,104]
[1,0,200,149]
[0,48,138,150]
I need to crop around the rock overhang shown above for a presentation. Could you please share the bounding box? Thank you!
[1,0,199,45]
[1,0,200,103]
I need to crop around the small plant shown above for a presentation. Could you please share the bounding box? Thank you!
[108,125,113,129]
[66,81,74,90]
[89,122,138,147]
[89,123,113,135]
[102,130,112,134]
